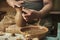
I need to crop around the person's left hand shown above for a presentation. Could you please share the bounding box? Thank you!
[22,8,40,21]
[6,0,24,8]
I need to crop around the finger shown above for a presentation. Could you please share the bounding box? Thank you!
[22,13,27,21]
[22,8,29,13]
[14,1,24,7]
[18,1,24,4]
[15,4,21,7]
[22,9,32,16]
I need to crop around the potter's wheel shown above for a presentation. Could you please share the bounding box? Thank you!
[5,25,48,40]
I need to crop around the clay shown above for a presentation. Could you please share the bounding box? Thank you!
[21,26,48,38]
[0,15,15,32]
[15,7,23,27]
[6,25,21,34]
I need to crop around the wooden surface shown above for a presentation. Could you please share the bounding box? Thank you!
[50,11,60,14]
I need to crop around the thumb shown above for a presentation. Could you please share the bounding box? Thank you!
[22,8,32,16]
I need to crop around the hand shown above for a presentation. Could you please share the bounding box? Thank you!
[6,0,24,8]
[22,8,40,21]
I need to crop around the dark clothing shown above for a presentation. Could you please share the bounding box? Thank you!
[22,0,43,11]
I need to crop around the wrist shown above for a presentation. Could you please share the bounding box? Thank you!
[37,11,44,18]
[32,10,42,18]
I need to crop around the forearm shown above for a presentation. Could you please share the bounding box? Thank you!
[39,3,53,15]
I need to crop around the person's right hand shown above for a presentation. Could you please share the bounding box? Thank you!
[6,0,24,8]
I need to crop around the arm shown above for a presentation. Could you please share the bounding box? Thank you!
[39,0,53,16]
[6,0,24,8]
[22,0,53,20]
